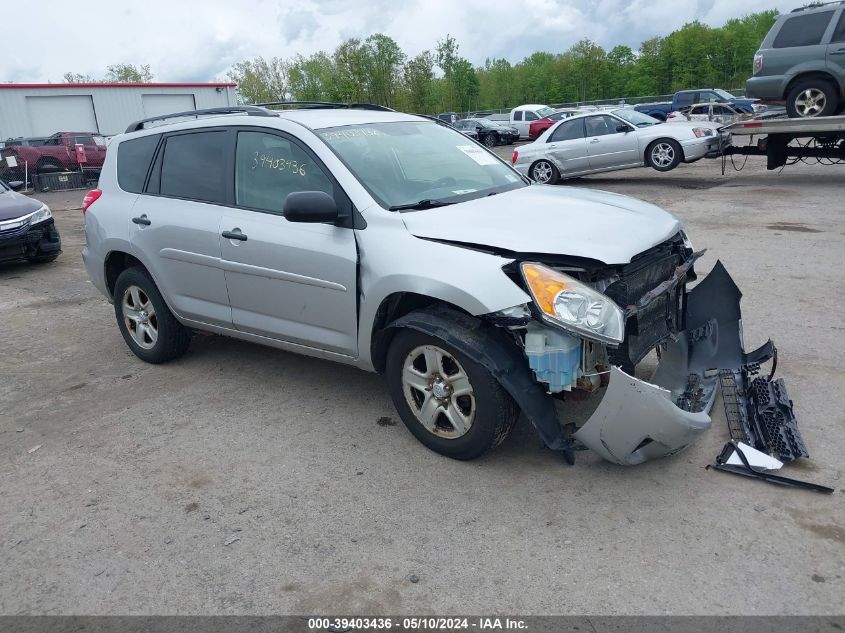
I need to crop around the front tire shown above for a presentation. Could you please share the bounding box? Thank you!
[647,139,682,172]
[482,133,497,148]
[386,327,518,460]
[113,267,191,364]
[530,160,560,184]
[786,80,839,118]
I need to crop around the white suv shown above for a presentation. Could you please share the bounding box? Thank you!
[81,103,776,466]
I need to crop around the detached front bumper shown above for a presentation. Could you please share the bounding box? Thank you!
[572,261,751,465]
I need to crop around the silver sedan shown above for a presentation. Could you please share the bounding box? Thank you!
[512,109,728,183]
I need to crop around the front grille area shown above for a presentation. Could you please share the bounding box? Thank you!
[603,235,691,368]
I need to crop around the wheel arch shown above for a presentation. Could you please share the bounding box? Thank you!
[369,292,474,373]
[784,71,841,99]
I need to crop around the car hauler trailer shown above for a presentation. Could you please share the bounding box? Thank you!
[710,115,845,169]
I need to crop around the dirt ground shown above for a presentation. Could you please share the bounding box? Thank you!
[1,154,843,615]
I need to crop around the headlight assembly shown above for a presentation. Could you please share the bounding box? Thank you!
[521,262,625,345]
[29,204,52,225]
[692,127,714,138]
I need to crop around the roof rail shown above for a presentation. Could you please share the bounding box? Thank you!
[790,1,843,12]
[257,100,395,112]
[125,106,277,133]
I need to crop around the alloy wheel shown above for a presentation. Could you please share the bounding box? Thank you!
[651,143,675,168]
[122,285,158,349]
[795,88,826,117]
[532,161,553,183]
[401,345,475,439]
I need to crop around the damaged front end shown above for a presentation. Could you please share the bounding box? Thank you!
[492,235,789,466]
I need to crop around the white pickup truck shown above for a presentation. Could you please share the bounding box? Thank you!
[509,104,555,139]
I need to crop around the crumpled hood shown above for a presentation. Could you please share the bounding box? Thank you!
[401,185,681,264]
[0,189,42,221]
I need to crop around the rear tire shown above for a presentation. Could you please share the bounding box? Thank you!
[530,160,560,184]
[647,139,682,172]
[386,326,518,460]
[113,267,191,364]
[786,80,839,118]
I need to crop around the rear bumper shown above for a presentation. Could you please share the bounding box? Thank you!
[746,76,786,102]
[0,218,61,263]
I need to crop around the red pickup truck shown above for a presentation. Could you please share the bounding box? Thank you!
[1,132,107,174]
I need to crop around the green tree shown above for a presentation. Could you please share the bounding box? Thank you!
[450,58,479,113]
[363,34,406,106]
[63,72,96,83]
[105,64,154,83]
[289,52,336,101]
[404,51,436,113]
[228,57,289,104]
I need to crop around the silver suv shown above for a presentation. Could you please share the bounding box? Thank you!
[746,3,845,117]
[82,104,772,466]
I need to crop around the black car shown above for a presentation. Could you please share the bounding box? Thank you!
[0,179,61,264]
[453,118,519,147]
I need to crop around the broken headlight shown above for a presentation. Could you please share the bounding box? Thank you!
[521,262,624,345]
[28,204,52,225]
[692,127,714,138]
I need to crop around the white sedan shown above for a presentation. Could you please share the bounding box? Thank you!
[512,109,728,183]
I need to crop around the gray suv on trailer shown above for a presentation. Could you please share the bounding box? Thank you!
[746,3,845,117]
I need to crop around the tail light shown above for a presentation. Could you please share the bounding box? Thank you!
[82,188,102,214]
[512,150,518,164]
[753,53,763,75]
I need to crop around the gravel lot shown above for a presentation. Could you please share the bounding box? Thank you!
[1,154,843,615]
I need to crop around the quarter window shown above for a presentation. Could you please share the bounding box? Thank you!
[549,118,586,142]
[513,111,523,121]
[117,134,160,194]
[832,12,845,43]
[159,131,228,204]
[773,11,834,48]
[235,131,333,214]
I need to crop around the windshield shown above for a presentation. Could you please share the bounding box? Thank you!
[612,109,660,127]
[318,121,526,210]
[714,89,736,100]
[536,106,554,118]
[468,119,495,129]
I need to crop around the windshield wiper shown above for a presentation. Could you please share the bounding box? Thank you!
[388,199,456,211]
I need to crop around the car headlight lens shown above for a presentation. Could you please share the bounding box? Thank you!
[29,204,52,225]
[521,262,625,345]
[693,127,714,138]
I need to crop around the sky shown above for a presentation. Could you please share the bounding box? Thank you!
[1,0,797,84]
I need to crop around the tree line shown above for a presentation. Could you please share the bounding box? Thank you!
[61,11,777,113]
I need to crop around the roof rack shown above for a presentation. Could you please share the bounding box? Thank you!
[257,100,395,112]
[790,1,843,12]
[125,106,277,133]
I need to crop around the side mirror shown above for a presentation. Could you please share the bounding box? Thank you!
[283,191,338,223]
[8,181,25,191]
[616,124,631,133]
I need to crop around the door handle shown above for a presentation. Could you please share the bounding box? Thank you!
[590,138,600,144]
[831,48,845,55]
[222,229,248,241]
[131,215,151,226]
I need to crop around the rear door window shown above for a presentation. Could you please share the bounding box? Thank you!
[675,92,695,107]
[773,11,834,48]
[117,134,160,194]
[159,131,228,204]
[513,111,523,121]
[549,118,586,142]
